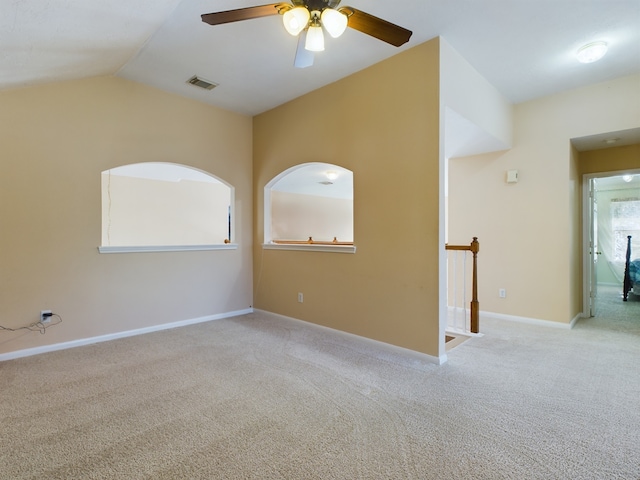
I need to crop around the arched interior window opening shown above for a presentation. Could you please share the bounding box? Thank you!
[101,162,233,250]
[265,163,354,249]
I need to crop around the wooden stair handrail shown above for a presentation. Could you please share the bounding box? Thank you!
[272,237,354,246]
[445,237,480,333]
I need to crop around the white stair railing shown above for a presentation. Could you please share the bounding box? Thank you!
[445,237,479,334]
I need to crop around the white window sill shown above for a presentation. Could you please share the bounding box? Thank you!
[262,243,356,254]
[98,244,238,254]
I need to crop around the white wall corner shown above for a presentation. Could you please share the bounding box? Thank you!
[439,37,513,158]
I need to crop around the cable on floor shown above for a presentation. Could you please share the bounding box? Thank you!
[0,313,63,334]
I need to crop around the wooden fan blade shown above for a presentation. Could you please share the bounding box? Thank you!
[294,31,314,68]
[202,3,286,26]
[339,7,412,47]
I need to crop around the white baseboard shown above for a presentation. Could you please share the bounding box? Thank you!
[0,308,253,362]
[255,309,447,366]
[571,313,586,327]
[445,327,483,338]
[480,310,579,329]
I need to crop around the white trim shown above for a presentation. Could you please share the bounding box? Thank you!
[98,244,238,254]
[106,163,226,184]
[263,162,354,247]
[255,309,446,366]
[262,243,356,254]
[582,175,594,316]
[445,306,485,337]
[481,310,578,329]
[581,168,640,317]
[572,313,587,326]
[0,308,253,362]
[445,326,484,337]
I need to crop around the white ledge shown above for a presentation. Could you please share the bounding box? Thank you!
[98,244,238,254]
[262,243,356,254]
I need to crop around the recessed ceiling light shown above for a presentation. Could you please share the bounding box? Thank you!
[576,41,608,63]
[603,138,619,145]
[623,175,633,183]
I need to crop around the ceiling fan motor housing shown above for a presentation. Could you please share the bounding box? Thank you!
[201,0,413,59]
[292,0,342,11]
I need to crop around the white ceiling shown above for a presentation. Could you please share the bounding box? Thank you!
[107,162,222,184]
[2,0,639,155]
[596,172,640,190]
[271,163,353,199]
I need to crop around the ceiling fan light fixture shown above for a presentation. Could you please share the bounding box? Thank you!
[283,6,310,36]
[321,8,348,38]
[305,12,325,52]
[306,25,325,51]
[576,41,608,63]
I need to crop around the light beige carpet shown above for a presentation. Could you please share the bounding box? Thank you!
[1,293,639,479]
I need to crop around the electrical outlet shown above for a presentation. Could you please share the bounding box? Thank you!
[499,289,506,298]
[40,310,52,323]
[297,292,304,303]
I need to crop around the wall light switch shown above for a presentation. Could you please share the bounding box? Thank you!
[506,170,518,184]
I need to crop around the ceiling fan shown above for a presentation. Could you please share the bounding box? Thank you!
[201,0,412,68]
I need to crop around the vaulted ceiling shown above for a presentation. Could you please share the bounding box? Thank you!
[4,0,639,116]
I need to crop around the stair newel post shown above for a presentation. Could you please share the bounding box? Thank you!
[470,237,480,333]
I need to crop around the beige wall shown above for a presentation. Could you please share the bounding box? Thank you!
[579,144,640,175]
[449,74,640,324]
[271,191,353,242]
[102,175,231,246]
[3,42,636,360]
[569,143,583,317]
[254,39,442,357]
[0,76,253,355]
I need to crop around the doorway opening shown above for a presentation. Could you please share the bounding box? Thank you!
[583,170,640,319]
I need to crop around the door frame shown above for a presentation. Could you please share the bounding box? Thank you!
[582,169,640,316]
[583,175,597,317]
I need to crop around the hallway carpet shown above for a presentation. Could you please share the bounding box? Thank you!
[1,299,638,479]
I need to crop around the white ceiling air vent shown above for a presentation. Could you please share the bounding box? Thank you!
[187,75,218,90]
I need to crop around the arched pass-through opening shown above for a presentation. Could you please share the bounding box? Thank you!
[99,162,235,253]
[263,162,355,253]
